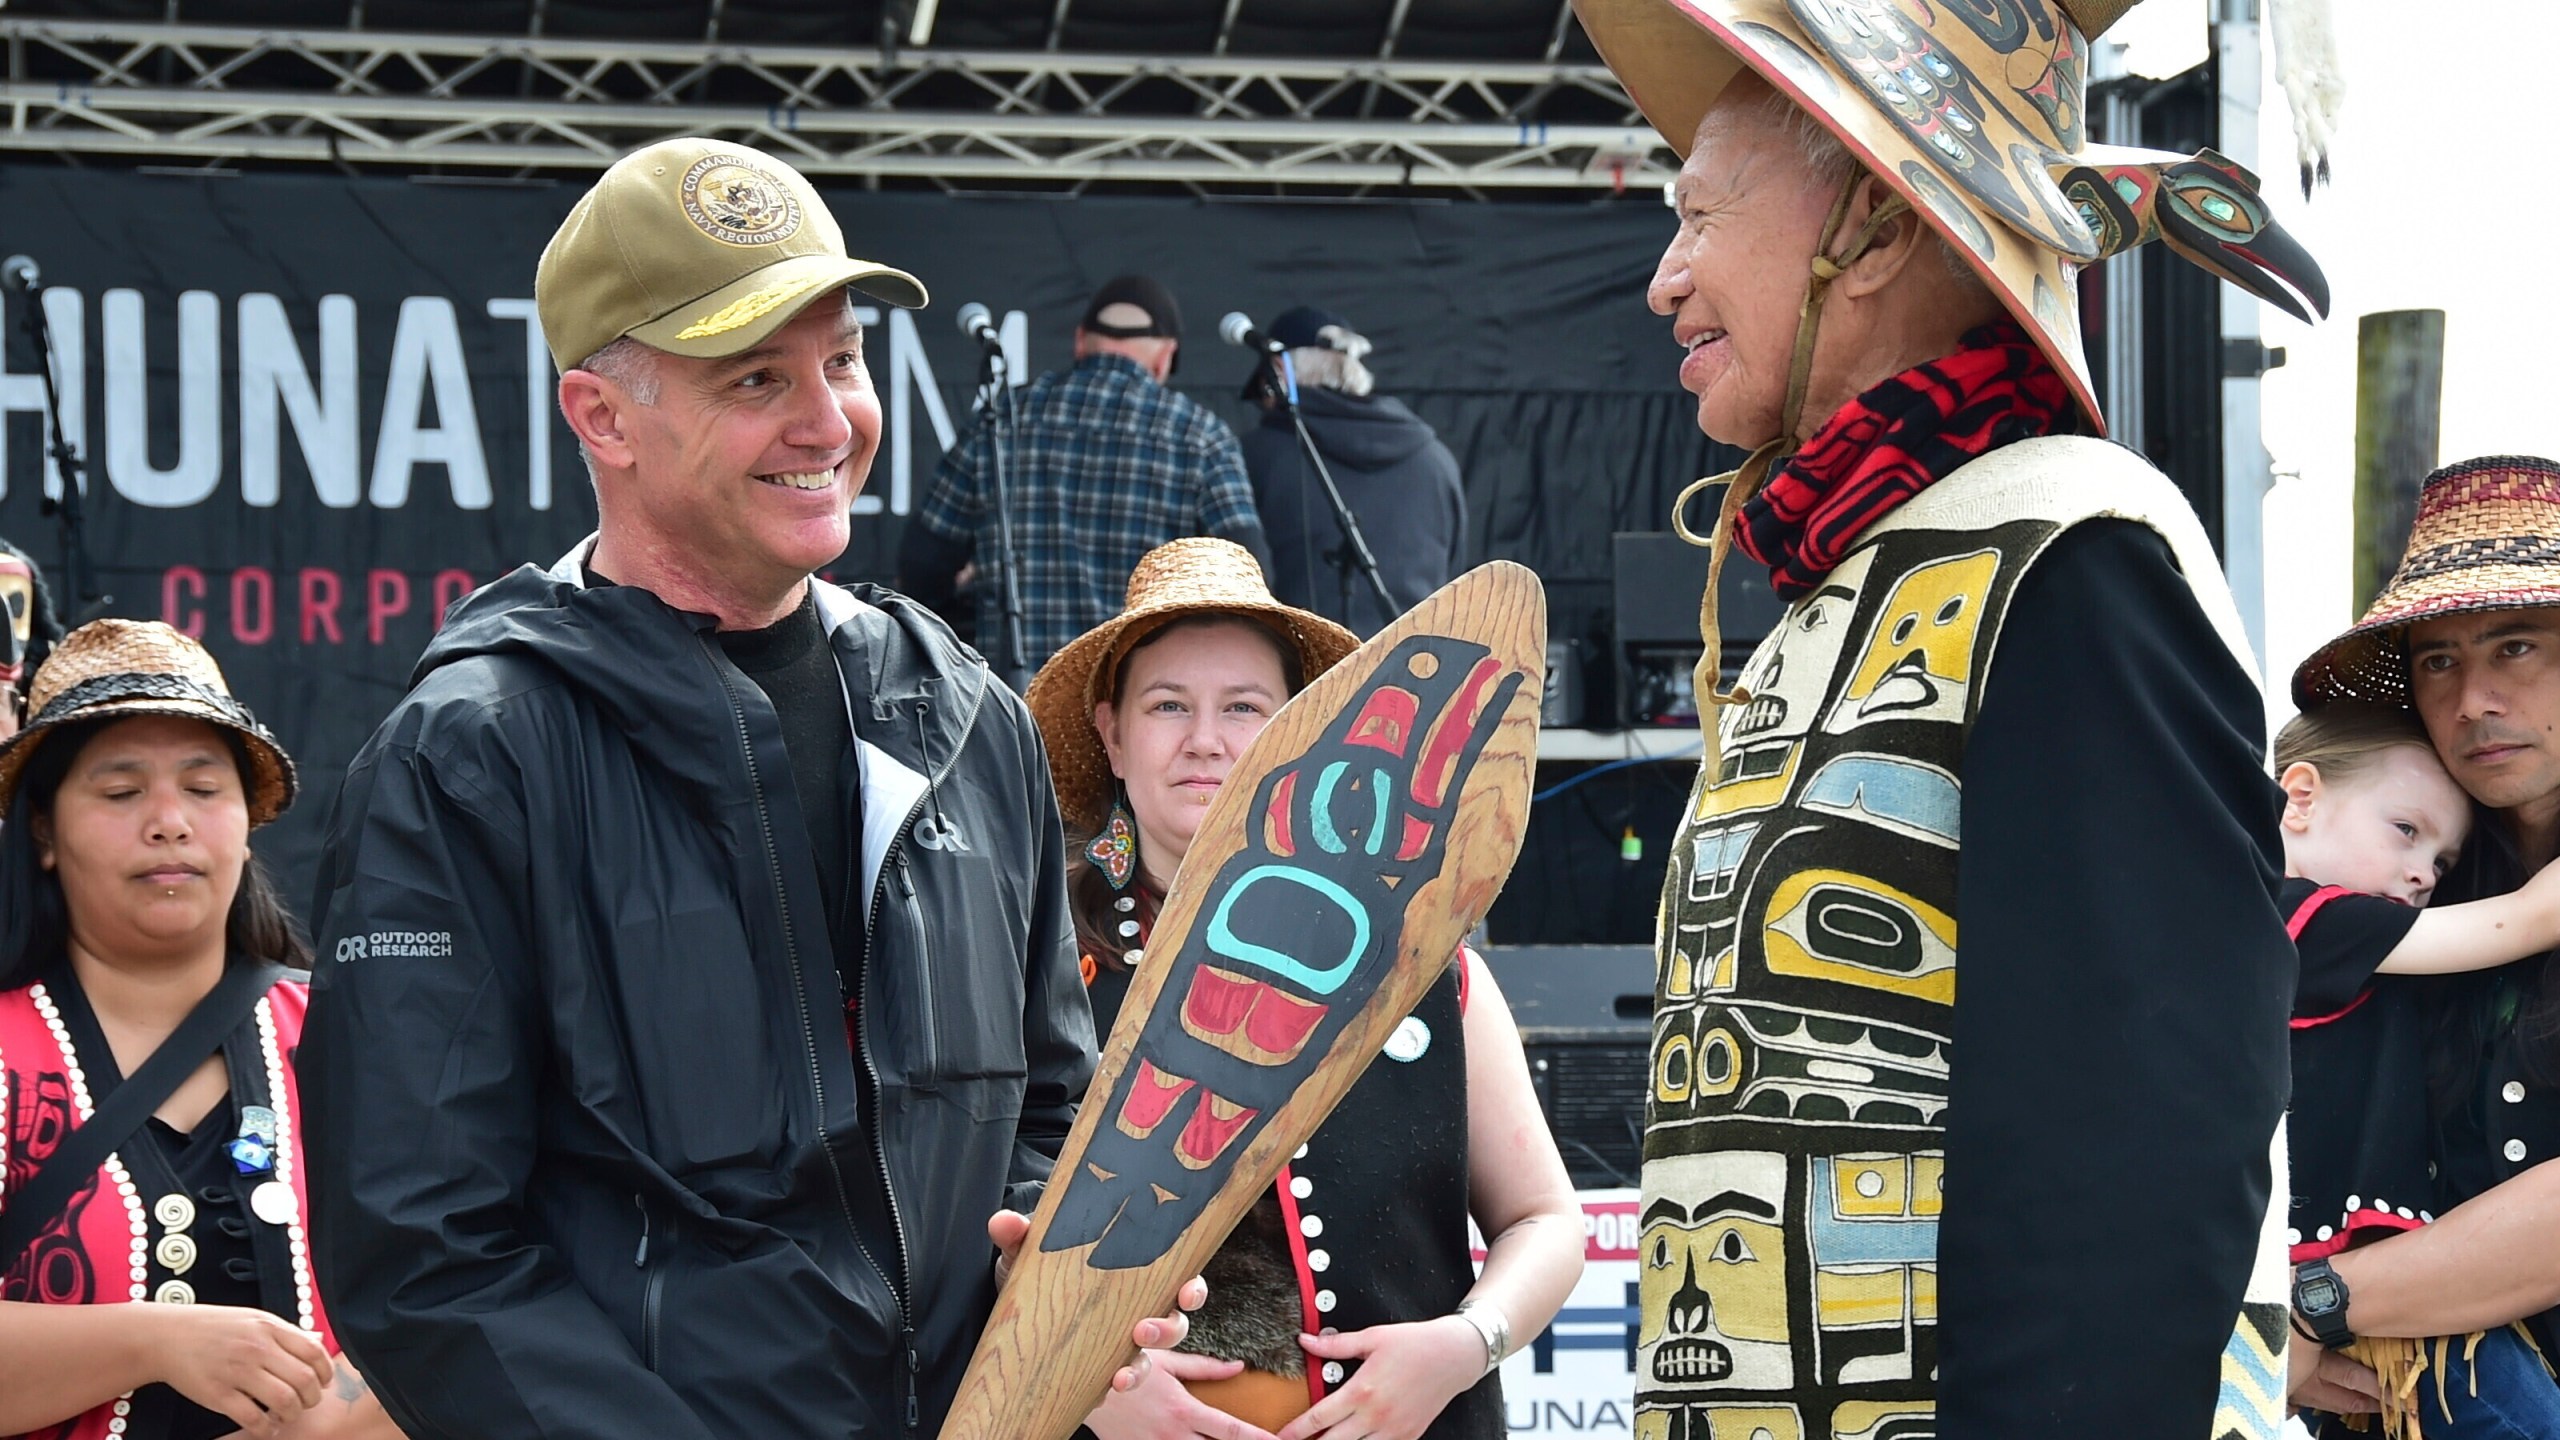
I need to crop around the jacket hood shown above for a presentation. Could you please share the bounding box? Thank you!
[1265,388,1439,470]
[417,540,990,774]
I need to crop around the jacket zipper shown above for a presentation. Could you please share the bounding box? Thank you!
[862,846,923,1434]
[703,643,908,1393]
[858,686,988,1434]
[895,854,938,1083]
[634,1194,669,1372]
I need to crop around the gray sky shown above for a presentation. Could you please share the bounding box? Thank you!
[2111,0,2529,729]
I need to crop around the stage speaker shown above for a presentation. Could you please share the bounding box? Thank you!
[1542,639,1584,729]
[1478,945,1653,1190]
[1610,532,1784,727]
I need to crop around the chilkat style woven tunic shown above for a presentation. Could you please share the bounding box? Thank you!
[1639,437,2297,1440]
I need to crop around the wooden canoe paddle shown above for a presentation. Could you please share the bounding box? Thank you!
[941,561,1546,1440]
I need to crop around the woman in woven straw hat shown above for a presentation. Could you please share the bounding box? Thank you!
[0,620,398,1440]
[1570,0,2345,1430]
[2280,455,2560,1436]
[1025,538,1582,1440]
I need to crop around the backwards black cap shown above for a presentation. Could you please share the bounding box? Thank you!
[1080,275,1183,343]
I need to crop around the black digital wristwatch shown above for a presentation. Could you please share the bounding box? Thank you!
[2292,1257,2355,1350]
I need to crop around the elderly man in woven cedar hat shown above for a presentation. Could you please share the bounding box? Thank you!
[2282,456,2560,1425]
[1568,0,2350,1433]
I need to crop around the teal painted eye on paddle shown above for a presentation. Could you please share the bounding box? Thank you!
[1205,864,1372,996]
[1308,761,1394,857]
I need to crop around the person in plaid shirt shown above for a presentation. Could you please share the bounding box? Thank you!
[900,275,1272,677]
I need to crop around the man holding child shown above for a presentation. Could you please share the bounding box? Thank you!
[2285,454,2560,1430]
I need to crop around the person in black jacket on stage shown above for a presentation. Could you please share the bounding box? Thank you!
[1238,307,1465,638]
[297,137,1193,1440]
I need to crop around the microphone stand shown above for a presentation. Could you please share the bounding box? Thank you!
[10,266,107,619]
[1263,348,1393,620]
[971,338,1032,694]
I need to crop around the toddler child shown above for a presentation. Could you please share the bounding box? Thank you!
[2277,703,2560,1438]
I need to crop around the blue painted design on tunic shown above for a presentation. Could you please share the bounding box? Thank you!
[1801,755,1961,845]
[1808,1158,1939,1266]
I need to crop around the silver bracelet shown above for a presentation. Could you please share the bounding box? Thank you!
[1453,1299,1511,1378]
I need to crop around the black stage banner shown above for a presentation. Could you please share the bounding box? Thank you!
[0,164,1728,897]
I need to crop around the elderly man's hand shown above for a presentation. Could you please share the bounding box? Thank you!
[2287,1327,2383,1417]
[987,1210,1209,1393]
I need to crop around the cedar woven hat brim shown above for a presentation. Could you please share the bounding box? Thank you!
[2292,456,2560,711]
[0,618,295,825]
[1571,0,2328,433]
[1027,538,1359,839]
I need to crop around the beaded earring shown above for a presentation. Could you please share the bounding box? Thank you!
[1084,789,1138,892]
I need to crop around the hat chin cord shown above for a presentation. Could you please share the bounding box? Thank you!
[1672,172,1912,739]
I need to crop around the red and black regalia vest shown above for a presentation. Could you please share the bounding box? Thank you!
[0,965,336,1440]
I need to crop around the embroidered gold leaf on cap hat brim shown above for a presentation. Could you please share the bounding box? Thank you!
[624,252,929,361]
[2292,457,2560,710]
[0,618,296,825]
[1026,539,1360,840]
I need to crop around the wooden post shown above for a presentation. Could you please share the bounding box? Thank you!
[2352,310,2446,612]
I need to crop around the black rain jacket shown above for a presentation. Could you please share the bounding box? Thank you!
[298,546,1091,1440]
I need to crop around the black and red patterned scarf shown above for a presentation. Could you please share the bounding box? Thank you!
[1733,321,2074,600]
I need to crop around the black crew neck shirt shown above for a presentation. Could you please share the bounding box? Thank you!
[585,563,867,1001]
[715,592,865,1002]
[2277,878,2439,1273]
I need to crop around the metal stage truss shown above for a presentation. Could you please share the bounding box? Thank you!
[0,18,1671,193]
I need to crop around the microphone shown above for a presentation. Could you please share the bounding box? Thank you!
[955,302,1003,351]
[1219,311,1284,354]
[1,256,36,293]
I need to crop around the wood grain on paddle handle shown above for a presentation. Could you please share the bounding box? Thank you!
[941,562,1546,1440]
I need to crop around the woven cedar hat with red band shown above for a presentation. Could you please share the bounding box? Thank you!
[0,618,296,825]
[1026,538,1359,839]
[2292,456,2560,710]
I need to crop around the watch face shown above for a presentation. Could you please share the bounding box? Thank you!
[2300,1275,2344,1314]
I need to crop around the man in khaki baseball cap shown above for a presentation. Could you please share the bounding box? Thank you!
[303,138,1200,1440]
[529,136,935,622]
